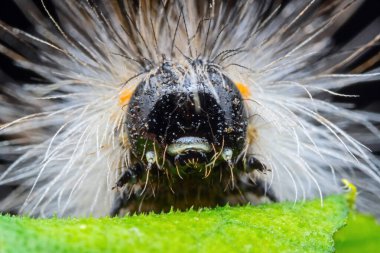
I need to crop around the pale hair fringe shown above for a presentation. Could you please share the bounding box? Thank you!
[0,0,379,217]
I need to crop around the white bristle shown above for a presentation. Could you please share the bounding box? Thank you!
[0,0,379,217]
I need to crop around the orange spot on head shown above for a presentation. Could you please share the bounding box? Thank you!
[119,87,135,106]
[235,82,251,99]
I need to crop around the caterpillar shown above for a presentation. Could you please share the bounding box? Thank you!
[0,0,379,217]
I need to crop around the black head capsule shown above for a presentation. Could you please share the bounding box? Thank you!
[126,61,248,172]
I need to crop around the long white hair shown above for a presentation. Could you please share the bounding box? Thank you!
[0,0,379,217]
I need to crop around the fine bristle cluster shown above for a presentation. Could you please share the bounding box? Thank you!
[0,0,379,217]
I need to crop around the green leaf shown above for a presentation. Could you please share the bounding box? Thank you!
[0,196,348,253]
[335,212,380,253]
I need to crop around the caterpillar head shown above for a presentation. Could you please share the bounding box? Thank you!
[126,60,248,172]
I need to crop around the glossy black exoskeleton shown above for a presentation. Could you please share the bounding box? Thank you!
[111,60,271,216]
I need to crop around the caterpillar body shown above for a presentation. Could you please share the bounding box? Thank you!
[0,0,379,217]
